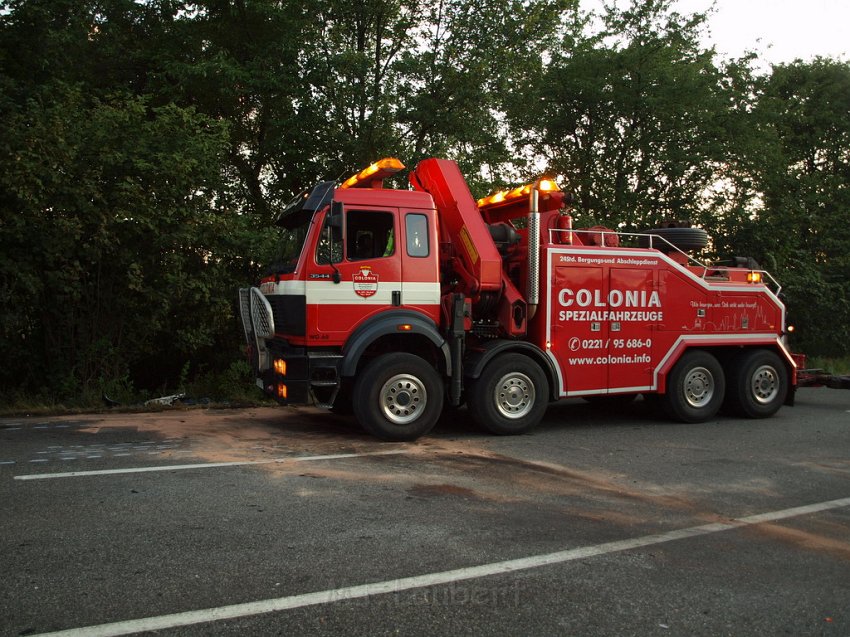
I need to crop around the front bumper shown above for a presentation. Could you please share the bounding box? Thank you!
[255,343,311,405]
[239,286,342,407]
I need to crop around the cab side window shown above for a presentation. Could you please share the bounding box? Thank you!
[405,213,429,257]
[347,211,394,260]
[316,211,343,265]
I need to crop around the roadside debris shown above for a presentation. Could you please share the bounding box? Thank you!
[144,393,186,407]
[101,393,210,409]
[796,370,850,390]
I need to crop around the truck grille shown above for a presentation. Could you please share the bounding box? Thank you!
[238,288,253,345]
[250,288,275,339]
[238,286,272,372]
[268,294,306,336]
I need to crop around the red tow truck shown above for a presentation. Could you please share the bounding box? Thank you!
[239,157,795,440]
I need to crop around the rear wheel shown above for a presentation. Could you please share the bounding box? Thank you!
[725,349,788,418]
[353,353,443,441]
[662,350,725,423]
[468,354,549,435]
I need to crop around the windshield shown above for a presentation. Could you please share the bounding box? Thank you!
[271,180,334,274]
[275,214,313,273]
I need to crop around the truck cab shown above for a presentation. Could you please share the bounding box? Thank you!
[241,160,450,424]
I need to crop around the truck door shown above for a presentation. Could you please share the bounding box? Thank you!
[606,268,656,392]
[552,264,608,393]
[399,210,441,323]
[309,207,401,341]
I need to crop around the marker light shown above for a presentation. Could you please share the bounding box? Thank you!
[397,324,413,331]
[747,271,762,283]
[787,325,795,333]
[274,358,287,376]
[277,383,288,399]
[340,157,405,189]
[477,179,560,209]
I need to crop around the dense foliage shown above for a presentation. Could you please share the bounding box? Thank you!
[1,0,848,404]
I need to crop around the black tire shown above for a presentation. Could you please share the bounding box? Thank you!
[662,350,725,423]
[724,349,788,418]
[353,353,444,442]
[468,353,549,435]
[638,227,709,253]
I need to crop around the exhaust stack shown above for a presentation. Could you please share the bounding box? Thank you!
[527,185,541,320]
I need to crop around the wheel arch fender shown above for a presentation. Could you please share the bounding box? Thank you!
[655,338,787,394]
[465,340,558,401]
[340,310,451,377]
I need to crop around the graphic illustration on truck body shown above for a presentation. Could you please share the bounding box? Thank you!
[240,157,796,441]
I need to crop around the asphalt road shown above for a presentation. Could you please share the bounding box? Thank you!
[1,388,849,636]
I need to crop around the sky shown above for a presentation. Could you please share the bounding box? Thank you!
[586,0,849,67]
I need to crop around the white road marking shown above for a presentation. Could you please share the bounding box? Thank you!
[30,496,850,637]
[0,461,15,465]
[13,450,408,481]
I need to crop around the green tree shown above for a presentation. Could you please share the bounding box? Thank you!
[744,59,850,356]
[297,0,572,193]
[0,0,249,399]
[7,0,845,403]
[155,1,318,218]
[0,83,233,397]
[393,0,572,189]
[0,0,576,401]
[511,0,738,229]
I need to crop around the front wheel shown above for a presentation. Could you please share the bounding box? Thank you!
[725,349,788,418]
[468,354,549,435]
[353,353,444,441]
[662,350,725,423]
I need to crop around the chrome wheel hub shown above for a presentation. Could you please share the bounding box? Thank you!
[381,374,426,425]
[751,365,779,404]
[683,366,714,408]
[494,372,535,419]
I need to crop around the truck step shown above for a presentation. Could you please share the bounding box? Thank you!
[308,352,343,360]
